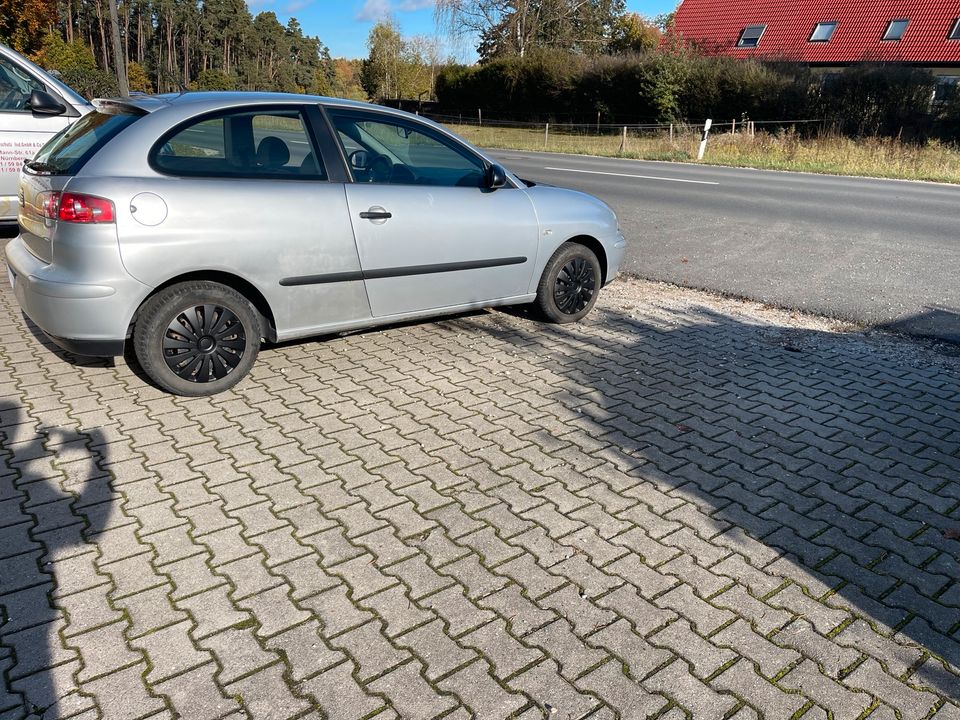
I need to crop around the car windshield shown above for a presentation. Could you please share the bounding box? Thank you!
[28,110,140,175]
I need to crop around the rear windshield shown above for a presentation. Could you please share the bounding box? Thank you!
[26,111,140,176]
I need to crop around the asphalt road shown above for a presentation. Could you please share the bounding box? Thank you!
[492,149,960,344]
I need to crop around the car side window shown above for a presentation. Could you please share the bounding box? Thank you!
[0,55,44,112]
[328,110,486,188]
[152,108,326,180]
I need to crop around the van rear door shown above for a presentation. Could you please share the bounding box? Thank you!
[0,44,91,222]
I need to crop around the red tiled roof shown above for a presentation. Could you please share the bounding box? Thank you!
[670,0,960,64]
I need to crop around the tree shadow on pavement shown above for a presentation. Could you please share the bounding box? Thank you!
[0,401,112,718]
[466,298,960,706]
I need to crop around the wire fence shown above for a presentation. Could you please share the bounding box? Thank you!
[421,112,829,157]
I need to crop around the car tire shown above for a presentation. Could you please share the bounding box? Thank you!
[535,242,602,324]
[133,281,261,396]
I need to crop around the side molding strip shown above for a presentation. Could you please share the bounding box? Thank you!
[280,256,527,287]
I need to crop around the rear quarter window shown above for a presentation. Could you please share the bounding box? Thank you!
[151,108,326,180]
[28,111,140,176]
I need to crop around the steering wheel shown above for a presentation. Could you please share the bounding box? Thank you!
[0,90,21,111]
[369,154,393,183]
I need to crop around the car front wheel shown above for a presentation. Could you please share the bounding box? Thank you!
[535,242,602,323]
[133,281,261,396]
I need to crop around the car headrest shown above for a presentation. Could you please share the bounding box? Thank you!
[256,136,290,169]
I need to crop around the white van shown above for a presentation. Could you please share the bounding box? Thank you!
[0,43,91,224]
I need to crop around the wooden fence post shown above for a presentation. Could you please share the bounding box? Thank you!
[619,126,627,153]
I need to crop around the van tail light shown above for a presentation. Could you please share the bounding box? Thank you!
[38,191,116,224]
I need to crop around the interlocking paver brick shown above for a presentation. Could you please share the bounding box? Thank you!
[654,583,735,635]
[131,619,212,684]
[712,618,800,679]
[361,585,434,638]
[330,619,411,682]
[80,663,165,720]
[643,659,738,720]
[780,660,874,719]
[461,618,543,680]
[843,658,940,720]
[3,266,960,719]
[224,661,313,720]
[264,620,345,681]
[508,659,601,719]
[153,663,240,720]
[527,619,608,680]
[198,627,277,684]
[395,618,476,681]
[438,660,528,719]
[367,660,459,720]
[712,659,807,718]
[650,620,736,679]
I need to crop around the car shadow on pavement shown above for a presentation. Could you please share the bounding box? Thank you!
[470,299,960,702]
[0,401,112,718]
[882,305,960,349]
[19,313,116,371]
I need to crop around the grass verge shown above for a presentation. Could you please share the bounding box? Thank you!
[446,123,960,184]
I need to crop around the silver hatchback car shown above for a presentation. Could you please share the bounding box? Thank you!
[7,92,626,395]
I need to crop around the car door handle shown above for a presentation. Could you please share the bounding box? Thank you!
[360,209,392,220]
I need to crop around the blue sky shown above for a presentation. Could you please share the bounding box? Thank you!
[247,0,679,60]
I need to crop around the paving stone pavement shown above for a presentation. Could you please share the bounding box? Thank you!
[0,261,959,720]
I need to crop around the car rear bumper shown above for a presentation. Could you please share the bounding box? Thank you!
[5,235,145,357]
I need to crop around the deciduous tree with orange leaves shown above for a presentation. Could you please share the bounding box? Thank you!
[0,0,57,53]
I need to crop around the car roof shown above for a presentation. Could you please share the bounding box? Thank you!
[99,91,412,118]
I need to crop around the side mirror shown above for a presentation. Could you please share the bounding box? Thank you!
[486,164,508,189]
[28,89,67,117]
[349,149,371,171]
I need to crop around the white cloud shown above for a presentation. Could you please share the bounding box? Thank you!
[282,0,312,12]
[356,0,391,21]
[398,0,435,9]
[356,0,435,21]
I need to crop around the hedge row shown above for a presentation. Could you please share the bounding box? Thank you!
[435,49,959,139]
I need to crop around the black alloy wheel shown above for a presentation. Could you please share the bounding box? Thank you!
[162,304,246,382]
[535,242,603,324]
[133,281,261,396]
[554,256,597,315]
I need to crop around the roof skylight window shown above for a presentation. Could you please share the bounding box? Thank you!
[883,19,909,41]
[737,25,767,48]
[810,22,838,42]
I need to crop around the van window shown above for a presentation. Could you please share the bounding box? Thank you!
[151,108,325,180]
[0,55,44,112]
[27,111,140,175]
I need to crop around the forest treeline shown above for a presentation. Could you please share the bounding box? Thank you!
[2,0,958,139]
[435,49,960,138]
[1,0,368,98]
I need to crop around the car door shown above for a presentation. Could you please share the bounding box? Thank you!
[325,107,539,318]
[0,51,73,219]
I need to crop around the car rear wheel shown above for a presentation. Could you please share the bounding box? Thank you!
[133,281,261,396]
[535,242,601,324]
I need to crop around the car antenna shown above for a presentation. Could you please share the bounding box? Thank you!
[161,68,189,95]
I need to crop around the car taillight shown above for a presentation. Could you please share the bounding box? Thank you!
[38,191,60,220]
[58,192,115,223]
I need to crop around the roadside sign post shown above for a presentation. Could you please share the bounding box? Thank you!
[698,119,713,160]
